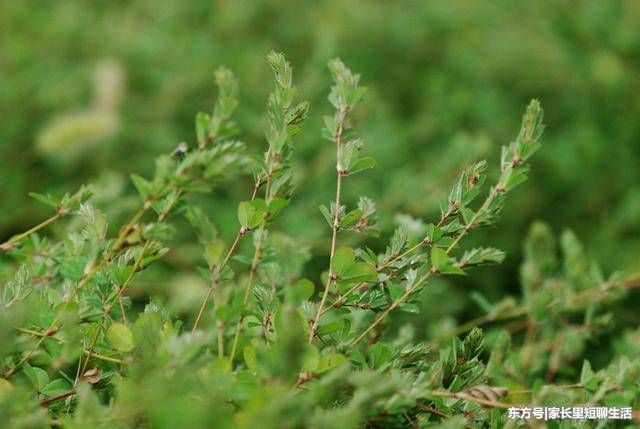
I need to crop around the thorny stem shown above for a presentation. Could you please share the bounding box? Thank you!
[309,108,347,343]
[0,212,63,253]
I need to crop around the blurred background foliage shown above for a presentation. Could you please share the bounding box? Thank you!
[2,1,639,338]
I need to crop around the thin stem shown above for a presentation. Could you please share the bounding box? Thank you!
[320,207,453,316]
[78,241,150,378]
[349,186,506,347]
[191,158,271,335]
[431,273,640,347]
[216,321,225,358]
[320,280,362,317]
[350,269,436,347]
[309,175,342,342]
[425,390,514,409]
[309,110,346,342]
[446,189,496,254]
[436,308,528,341]
[510,383,583,395]
[191,229,242,333]
[228,157,275,362]
[0,212,62,253]
[4,206,148,379]
[40,389,77,407]
[229,226,265,362]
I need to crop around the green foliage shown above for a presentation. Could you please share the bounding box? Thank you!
[1,50,639,429]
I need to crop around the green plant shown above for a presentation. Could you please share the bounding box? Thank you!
[1,53,638,428]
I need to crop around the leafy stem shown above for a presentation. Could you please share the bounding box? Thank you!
[310,58,364,342]
[349,100,544,348]
[4,205,148,379]
[0,213,63,253]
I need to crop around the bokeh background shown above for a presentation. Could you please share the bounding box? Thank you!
[2,0,639,339]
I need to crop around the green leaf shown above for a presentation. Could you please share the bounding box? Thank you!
[143,223,176,241]
[237,201,262,229]
[267,198,289,217]
[460,248,506,267]
[339,262,377,284]
[24,364,49,391]
[388,283,405,302]
[288,278,315,303]
[318,205,332,227]
[431,247,449,271]
[317,353,347,373]
[196,112,211,145]
[400,303,420,313]
[0,379,13,401]
[243,345,258,372]
[369,342,392,368]
[107,323,134,352]
[60,257,87,282]
[130,174,152,201]
[331,247,355,275]
[40,378,71,397]
[28,192,58,209]
[339,209,363,228]
[318,320,344,336]
[301,345,320,372]
[580,360,598,391]
[440,265,467,275]
[348,157,376,174]
[204,239,225,268]
[249,199,268,212]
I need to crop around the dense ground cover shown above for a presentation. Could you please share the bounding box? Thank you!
[1,1,639,427]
